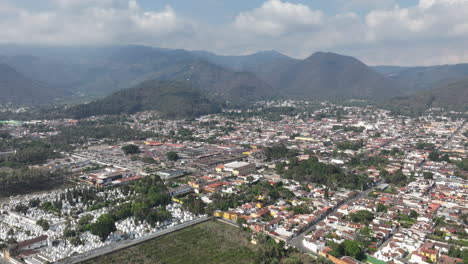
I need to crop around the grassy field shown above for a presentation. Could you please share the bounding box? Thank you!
[84,220,259,264]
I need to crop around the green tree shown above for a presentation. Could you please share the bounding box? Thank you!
[409,210,419,219]
[122,144,140,155]
[166,151,179,161]
[376,203,388,213]
[36,219,49,231]
[89,214,116,241]
[423,172,433,179]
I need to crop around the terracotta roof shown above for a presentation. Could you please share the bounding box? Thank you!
[18,235,48,249]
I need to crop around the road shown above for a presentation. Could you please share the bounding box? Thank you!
[439,120,466,150]
[58,216,211,264]
[287,183,382,253]
[419,120,466,168]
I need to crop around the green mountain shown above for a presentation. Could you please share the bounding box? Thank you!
[386,78,468,114]
[192,50,292,71]
[149,60,275,105]
[68,80,221,119]
[373,63,468,94]
[0,45,274,103]
[0,63,64,105]
[252,52,402,100]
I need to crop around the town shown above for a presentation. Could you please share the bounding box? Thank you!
[0,101,466,264]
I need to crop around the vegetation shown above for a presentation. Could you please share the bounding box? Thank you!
[89,214,116,241]
[329,240,365,261]
[380,169,408,186]
[122,144,140,155]
[447,247,468,263]
[264,144,297,161]
[348,154,388,168]
[386,78,468,114]
[84,221,326,264]
[347,210,374,224]
[428,151,450,162]
[0,118,156,197]
[336,140,364,151]
[68,80,221,119]
[36,219,50,231]
[416,142,436,150]
[166,151,179,161]
[282,157,369,190]
[0,168,67,197]
[206,181,294,214]
[332,126,365,132]
[380,148,404,156]
[455,158,468,172]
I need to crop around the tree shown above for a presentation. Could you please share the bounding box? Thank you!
[36,218,49,231]
[376,203,388,213]
[382,169,407,186]
[122,144,139,155]
[237,217,247,227]
[348,210,374,224]
[409,210,419,219]
[428,151,440,161]
[423,172,433,179]
[330,240,365,260]
[166,151,179,161]
[89,214,116,241]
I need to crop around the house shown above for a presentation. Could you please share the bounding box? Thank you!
[18,236,48,251]
[303,238,325,253]
[168,185,193,196]
[2,236,48,262]
[223,161,256,176]
[420,248,438,263]
[157,169,187,179]
[438,255,463,264]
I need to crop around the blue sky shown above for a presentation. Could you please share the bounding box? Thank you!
[1,0,467,65]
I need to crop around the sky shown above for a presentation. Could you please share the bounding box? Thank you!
[1,0,468,66]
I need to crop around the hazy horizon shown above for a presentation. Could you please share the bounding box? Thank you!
[1,0,468,66]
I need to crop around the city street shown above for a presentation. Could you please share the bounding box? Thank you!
[287,183,382,253]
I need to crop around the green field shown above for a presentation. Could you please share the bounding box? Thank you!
[85,220,258,264]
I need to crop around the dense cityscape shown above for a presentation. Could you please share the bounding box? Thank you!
[0,101,466,264]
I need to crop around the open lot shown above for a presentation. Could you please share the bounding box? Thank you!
[84,220,258,264]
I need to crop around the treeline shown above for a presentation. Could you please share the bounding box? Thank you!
[336,140,364,151]
[380,169,408,186]
[348,154,389,168]
[264,144,298,161]
[67,80,221,119]
[332,126,365,132]
[0,139,61,167]
[201,181,295,214]
[51,121,157,146]
[51,176,171,242]
[0,168,67,197]
[281,157,369,190]
[222,106,299,121]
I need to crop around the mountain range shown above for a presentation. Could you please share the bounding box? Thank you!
[1,44,467,116]
[0,63,66,105]
[68,80,221,119]
[373,63,468,94]
[386,78,468,114]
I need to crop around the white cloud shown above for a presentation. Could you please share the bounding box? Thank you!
[233,0,322,37]
[365,0,468,42]
[340,0,397,11]
[0,0,191,46]
[0,0,468,65]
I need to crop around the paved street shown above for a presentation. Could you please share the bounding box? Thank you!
[287,183,382,253]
